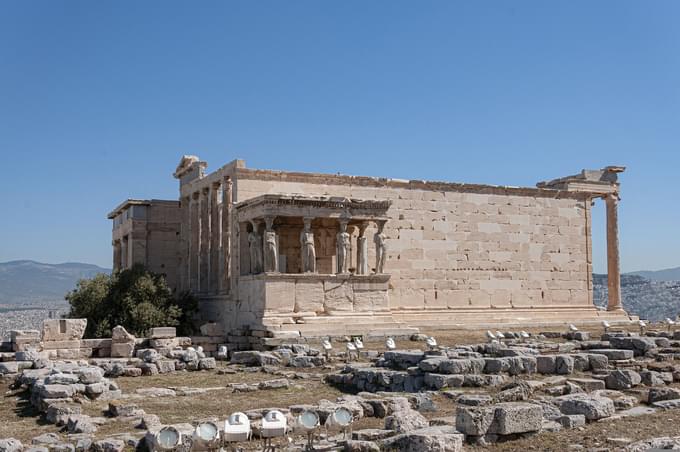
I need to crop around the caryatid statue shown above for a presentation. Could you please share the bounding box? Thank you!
[356,222,369,275]
[300,217,316,273]
[374,221,387,274]
[263,217,278,273]
[248,222,263,274]
[336,220,351,274]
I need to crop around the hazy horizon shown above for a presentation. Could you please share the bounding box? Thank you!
[2,2,679,272]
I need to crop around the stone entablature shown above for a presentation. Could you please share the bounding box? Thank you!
[110,156,631,337]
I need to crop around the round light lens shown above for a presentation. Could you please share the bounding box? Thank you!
[197,422,218,441]
[299,410,319,429]
[333,408,352,426]
[157,427,180,448]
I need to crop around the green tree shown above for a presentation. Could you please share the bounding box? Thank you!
[65,264,198,338]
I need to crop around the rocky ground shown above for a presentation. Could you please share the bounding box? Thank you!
[2,326,680,451]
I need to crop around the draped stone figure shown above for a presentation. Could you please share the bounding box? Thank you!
[300,218,316,273]
[248,227,263,274]
[336,220,351,274]
[356,222,369,275]
[264,230,278,273]
[374,222,387,274]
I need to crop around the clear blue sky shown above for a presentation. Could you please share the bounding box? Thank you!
[1,1,678,272]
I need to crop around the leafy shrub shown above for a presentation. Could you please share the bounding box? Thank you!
[65,264,198,338]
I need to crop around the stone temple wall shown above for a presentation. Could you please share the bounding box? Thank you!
[235,174,591,313]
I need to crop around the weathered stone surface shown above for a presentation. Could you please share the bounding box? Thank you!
[156,360,176,374]
[624,436,680,451]
[423,373,464,389]
[537,355,556,374]
[344,440,380,452]
[555,394,615,420]
[589,349,634,360]
[605,369,642,390]
[108,401,144,418]
[231,351,282,366]
[46,403,81,425]
[567,378,605,392]
[258,379,289,390]
[381,425,463,452]
[149,327,176,339]
[198,357,217,370]
[79,367,105,384]
[67,415,97,434]
[640,370,666,386]
[455,406,495,436]
[438,358,485,375]
[555,355,574,375]
[648,387,680,404]
[0,362,20,374]
[42,319,87,341]
[110,343,134,358]
[557,414,586,429]
[609,337,657,356]
[91,439,125,452]
[384,350,425,369]
[135,387,176,397]
[111,325,135,342]
[39,384,75,399]
[488,402,543,435]
[0,438,23,452]
[651,399,680,410]
[45,373,80,385]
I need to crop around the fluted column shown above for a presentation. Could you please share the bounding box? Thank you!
[189,192,200,291]
[220,177,232,293]
[179,196,191,292]
[606,193,622,311]
[199,187,210,292]
[209,182,220,292]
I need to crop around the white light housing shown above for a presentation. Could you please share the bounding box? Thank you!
[223,412,251,443]
[261,410,287,438]
[569,324,579,332]
[296,410,320,432]
[154,426,182,451]
[322,339,332,351]
[495,331,505,339]
[192,421,220,450]
[346,342,357,351]
[385,337,396,350]
[326,407,353,428]
[601,320,610,329]
[353,338,364,350]
[520,331,530,339]
[485,330,496,341]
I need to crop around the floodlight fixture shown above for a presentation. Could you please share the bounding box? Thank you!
[261,410,287,449]
[568,324,579,332]
[325,407,354,439]
[385,337,396,350]
[353,337,364,350]
[425,336,437,351]
[192,421,220,451]
[153,426,182,452]
[223,412,251,443]
[520,331,530,341]
[296,410,320,450]
[346,342,357,361]
[601,320,611,334]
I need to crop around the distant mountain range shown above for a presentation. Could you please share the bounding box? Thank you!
[627,267,680,282]
[0,260,110,306]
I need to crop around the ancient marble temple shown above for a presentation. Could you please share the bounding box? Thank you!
[108,156,630,338]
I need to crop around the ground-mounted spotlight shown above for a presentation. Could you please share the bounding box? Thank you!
[385,337,396,351]
[223,412,251,443]
[295,409,320,450]
[322,338,333,361]
[520,331,530,341]
[425,336,437,351]
[260,410,287,449]
[192,421,220,451]
[485,330,497,343]
[324,407,354,439]
[345,342,357,361]
[353,337,364,351]
[568,324,579,333]
[639,319,647,335]
[601,320,611,334]
[665,318,676,333]
[152,426,182,452]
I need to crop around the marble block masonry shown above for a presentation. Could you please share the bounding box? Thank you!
[108,156,631,341]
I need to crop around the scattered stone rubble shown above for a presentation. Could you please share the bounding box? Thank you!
[4,327,680,451]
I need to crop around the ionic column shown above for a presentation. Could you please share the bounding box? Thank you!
[209,182,220,292]
[179,196,191,292]
[199,187,210,292]
[605,193,622,311]
[220,177,232,292]
[189,192,200,291]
